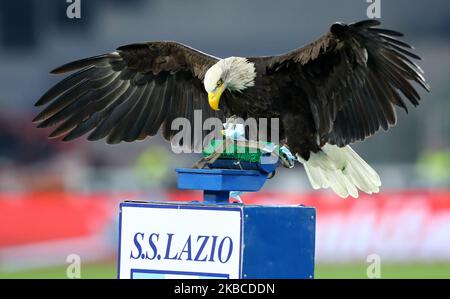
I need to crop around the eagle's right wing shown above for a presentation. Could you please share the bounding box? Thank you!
[33,41,226,148]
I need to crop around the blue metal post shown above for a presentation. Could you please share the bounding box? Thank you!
[203,190,230,204]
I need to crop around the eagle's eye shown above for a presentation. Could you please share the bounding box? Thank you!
[216,79,223,87]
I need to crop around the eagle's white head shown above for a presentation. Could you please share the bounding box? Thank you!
[204,57,256,110]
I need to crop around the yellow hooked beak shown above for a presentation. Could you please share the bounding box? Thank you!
[208,85,224,111]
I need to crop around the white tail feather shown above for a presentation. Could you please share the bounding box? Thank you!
[298,144,381,198]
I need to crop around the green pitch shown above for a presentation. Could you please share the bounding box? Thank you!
[1,263,450,279]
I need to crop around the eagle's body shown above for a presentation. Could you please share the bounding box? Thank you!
[220,56,321,159]
[34,20,429,198]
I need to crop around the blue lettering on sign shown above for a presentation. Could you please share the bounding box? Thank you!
[194,236,209,262]
[218,236,233,263]
[164,233,178,260]
[130,232,144,259]
[209,235,218,262]
[177,235,192,261]
[147,233,159,260]
[129,232,234,263]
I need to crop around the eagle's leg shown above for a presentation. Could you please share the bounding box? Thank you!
[192,152,222,169]
[192,116,240,169]
[192,138,227,169]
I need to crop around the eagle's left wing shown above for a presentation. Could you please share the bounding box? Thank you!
[267,20,430,147]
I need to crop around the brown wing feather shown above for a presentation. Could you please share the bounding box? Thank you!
[267,20,430,147]
[34,41,226,147]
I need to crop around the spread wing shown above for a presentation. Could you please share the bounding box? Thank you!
[268,20,430,147]
[33,41,226,147]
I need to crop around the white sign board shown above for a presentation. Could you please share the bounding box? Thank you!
[118,202,243,279]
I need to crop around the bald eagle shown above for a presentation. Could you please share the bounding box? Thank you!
[33,20,429,198]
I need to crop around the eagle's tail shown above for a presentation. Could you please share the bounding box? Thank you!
[298,144,381,198]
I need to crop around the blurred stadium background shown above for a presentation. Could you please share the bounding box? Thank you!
[1,0,449,278]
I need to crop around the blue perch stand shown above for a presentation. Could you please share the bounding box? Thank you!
[175,159,316,279]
